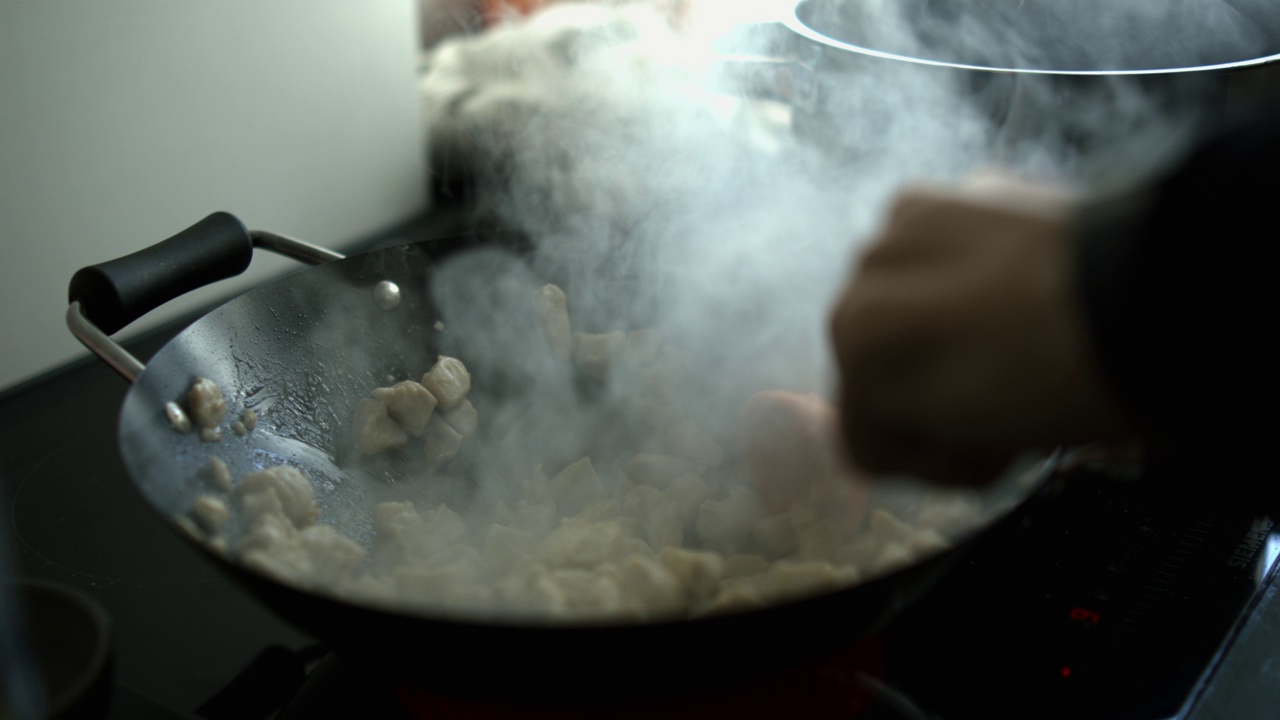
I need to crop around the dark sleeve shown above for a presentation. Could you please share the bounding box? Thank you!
[1073,109,1280,513]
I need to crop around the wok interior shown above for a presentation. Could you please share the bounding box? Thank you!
[799,0,1280,71]
[119,238,1050,624]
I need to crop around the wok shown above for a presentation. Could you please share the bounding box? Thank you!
[67,212,1062,702]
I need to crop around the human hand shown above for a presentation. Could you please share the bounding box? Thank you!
[829,173,1134,486]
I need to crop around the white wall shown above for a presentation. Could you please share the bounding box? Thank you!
[0,0,428,390]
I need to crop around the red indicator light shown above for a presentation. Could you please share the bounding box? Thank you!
[1060,666,1072,678]
[1069,606,1101,623]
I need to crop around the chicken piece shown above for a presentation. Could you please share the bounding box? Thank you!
[423,415,464,471]
[572,331,626,379]
[200,427,223,443]
[236,512,296,554]
[533,284,572,359]
[241,408,258,432]
[536,519,630,569]
[695,486,766,554]
[442,398,478,438]
[548,457,604,517]
[619,556,685,618]
[739,390,870,526]
[520,465,550,503]
[704,576,769,615]
[625,453,696,490]
[916,491,984,536]
[396,561,489,611]
[573,497,621,523]
[190,495,229,534]
[621,485,663,521]
[666,473,715,517]
[625,328,663,366]
[241,521,366,593]
[752,513,799,558]
[483,523,537,578]
[351,397,408,456]
[550,568,626,617]
[496,567,569,617]
[371,501,466,572]
[236,466,319,529]
[512,499,558,537]
[372,380,439,437]
[757,560,859,603]
[659,547,724,601]
[187,377,227,430]
[295,525,366,588]
[420,356,472,410]
[665,419,724,467]
[206,456,234,492]
[723,554,770,579]
[232,421,248,436]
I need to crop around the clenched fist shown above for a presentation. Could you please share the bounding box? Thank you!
[829,175,1135,486]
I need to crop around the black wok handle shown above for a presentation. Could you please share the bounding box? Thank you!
[66,213,344,384]
[68,212,254,335]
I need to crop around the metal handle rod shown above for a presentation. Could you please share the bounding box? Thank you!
[66,232,346,385]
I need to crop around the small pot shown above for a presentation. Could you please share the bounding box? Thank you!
[729,0,1280,166]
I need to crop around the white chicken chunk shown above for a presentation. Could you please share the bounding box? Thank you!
[423,415,464,471]
[572,331,626,379]
[550,568,625,617]
[187,377,227,430]
[200,427,223,443]
[420,356,472,410]
[241,523,365,592]
[235,466,319,529]
[659,547,724,601]
[665,419,724,467]
[533,284,572,359]
[371,501,466,572]
[483,524,537,578]
[625,328,662,366]
[350,397,408,456]
[442,398,478,438]
[547,457,604,517]
[665,473,715,517]
[372,380,438,437]
[619,556,685,618]
[511,499,558,537]
[190,495,230,534]
[537,519,629,569]
[625,453,696,490]
[696,486,766,554]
